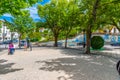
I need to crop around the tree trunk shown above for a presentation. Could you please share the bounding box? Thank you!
[65,34,68,48]
[85,0,100,54]
[85,27,91,54]
[18,34,21,48]
[54,35,58,47]
[83,30,86,48]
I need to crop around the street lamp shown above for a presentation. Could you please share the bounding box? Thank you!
[2,23,5,42]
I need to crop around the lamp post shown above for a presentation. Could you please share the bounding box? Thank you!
[2,22,5,42]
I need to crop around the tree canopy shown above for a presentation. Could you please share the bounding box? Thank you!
[0,0,41,15]
[38,0,81,47]
[37,0,120,53]
[2,0,120,53]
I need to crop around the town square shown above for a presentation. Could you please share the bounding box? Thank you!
[0,0,120,80]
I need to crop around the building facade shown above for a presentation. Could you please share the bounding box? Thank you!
[0,20,19,41]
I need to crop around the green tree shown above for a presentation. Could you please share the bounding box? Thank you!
[12,11,35,48]
[78,0,120,54]
[104,2,120,31]
[38,0,66,47]
[61,0,81,48]
[29,32,41,42]
[0,0,40,15]
[80,0,101,54]
[0,0,41,44]
[38,0,82,47]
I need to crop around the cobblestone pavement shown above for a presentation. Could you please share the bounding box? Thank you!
[0,47,119,80]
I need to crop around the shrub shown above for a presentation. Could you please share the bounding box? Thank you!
[30,38,40,42]
[91,36,104,49]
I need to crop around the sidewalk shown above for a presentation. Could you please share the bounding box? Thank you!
[91,45,120,59]
[0,49,8,55]
[33,41,120,59]
[66,45,120,59]
[0,47,119,80]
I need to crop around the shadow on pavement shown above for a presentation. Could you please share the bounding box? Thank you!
[36,53,119,80]
[38,47,119,60]
[0,48,7,52]
[0,59,23,75]
[62,48,120,59]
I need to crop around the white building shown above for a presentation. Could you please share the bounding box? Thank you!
[0,20,19,41]
[110,26,120,34]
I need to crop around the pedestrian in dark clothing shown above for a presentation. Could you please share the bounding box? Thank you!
[28,42,32,51]
[27,39,32,51]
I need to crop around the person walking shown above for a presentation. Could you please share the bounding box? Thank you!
[27,39,32,51]
[29,41,32,51]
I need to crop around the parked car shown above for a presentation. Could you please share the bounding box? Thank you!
[19,40,26,47]
[0,41,3,45]
[57,42,63,46]
[110,42,120,46]
[53,42,63,47]
[77,42,86,46]
[12,39,18,43]
[3,40,11,44]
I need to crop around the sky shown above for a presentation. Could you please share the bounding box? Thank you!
[0,0,50,22]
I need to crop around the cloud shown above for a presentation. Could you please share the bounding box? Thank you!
[3,14,12,17]
[27,6,41,22]
[0,0,50,22]
[28,0,50,22]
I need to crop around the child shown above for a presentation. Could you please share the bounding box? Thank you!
[24,41,27,51]
[8,42,14,55]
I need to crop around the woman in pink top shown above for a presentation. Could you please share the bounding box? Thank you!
[8,42,14,55]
